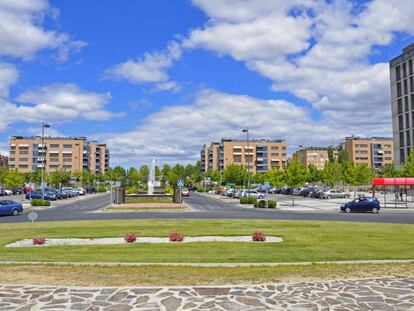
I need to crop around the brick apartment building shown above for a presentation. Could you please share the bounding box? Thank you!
[201,138,287,174]
[293,147,337,170]
[9,136,109,174]
[0,154,8,169]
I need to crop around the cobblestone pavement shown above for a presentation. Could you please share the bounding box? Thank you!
[0,276,413,310]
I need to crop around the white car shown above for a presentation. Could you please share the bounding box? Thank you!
[241,190,265,199]
[321,189,350,199]
[4,189,13,196]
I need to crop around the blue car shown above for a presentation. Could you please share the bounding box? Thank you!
[25,191,57,201]
[340,197,380,213]
[0,200,23,216]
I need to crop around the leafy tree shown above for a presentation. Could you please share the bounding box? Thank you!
[3,170,23,189]
[139,165,150,183]
[284,160,306,205]
[322,161,342,188]
[306,164,322,185]
[205,170,220,182]
[47,169,71,188]
[127,167,141,186]
[327,146,335,163]
[223,164,246,186]
[382,163,399,178]
[166,171,180,189]
[338,149,349,163]
[265,168,285,188]
[0,168,8,187]
[155,165,161,177]
[401,151,414,177]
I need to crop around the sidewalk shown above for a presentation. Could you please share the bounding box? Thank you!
[0,276,413,310]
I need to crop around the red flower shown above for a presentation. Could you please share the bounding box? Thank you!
[32,237,46,245]
[252,231,266,242]
[124,233,137,243]
[169,232,184,242]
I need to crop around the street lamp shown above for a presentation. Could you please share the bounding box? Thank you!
[242,128,250,190]
[41,122,50,202]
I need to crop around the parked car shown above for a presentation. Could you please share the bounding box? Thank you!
[76,188,86,195]
[310,189,325,198]
[226,189,236,197]
[341,197,380,213]
[216,188,227,195]
[234,189,245,199]
[241,190,265,199]
[84,185,97,194]
[4,189,13,196]
[280,186,293,195]
[292,188,301,196]
[321,189,350,199]
[25,190,57,201]
[0,199,23,216]
[181,188,190,197]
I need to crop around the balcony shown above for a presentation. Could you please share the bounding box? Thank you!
[233,152,242,155]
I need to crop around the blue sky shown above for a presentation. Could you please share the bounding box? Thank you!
[0,0,413,167]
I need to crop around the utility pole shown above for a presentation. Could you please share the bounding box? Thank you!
[41,122,50,202]
[242,128,250,190]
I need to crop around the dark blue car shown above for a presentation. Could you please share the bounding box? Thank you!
[0,200,23,216]
[25,191,57,201]
[341,197,380,213]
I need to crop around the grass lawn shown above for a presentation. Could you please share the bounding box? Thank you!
[0,219,413,263]
[1,263,413,286]
[125,199,173,204]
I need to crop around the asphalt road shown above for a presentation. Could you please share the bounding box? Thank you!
[1,192,414,224]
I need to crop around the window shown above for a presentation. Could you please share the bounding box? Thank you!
[63,158,72,162]
[63,144,72,148]
[400,132,405,147]
[401,149,405,163]
[355,144,368,148]
[385,157,392,161]
[9,158,15,161]
[271,146,279,150]
[355,150,368,154]
[282,153,287,156]
[19,150,28,155]
[396,65,401,81]
[50,158,59,162]
[406,113,410,129]
[19,158,28,162]
[399,115,404,130]
[398,98,403,114]
[397,82,402,97]
[385,151,392,154]
[403,62,407,78]
[384,144,392,149]
[411,77,414,93]
[18,165,28,169]
[50,144,59,148]
[408,130,411,146]
[404,79,408,95]
[271,153,279,156]
[410,60,413,75]
[49,165,59,169]
[9,150,15,154]
[356,157,368,160]
[282,147,286,150]
[405,96,410,111]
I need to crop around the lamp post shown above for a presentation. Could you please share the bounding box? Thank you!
[242,128,250,190]
[41,122,50,202]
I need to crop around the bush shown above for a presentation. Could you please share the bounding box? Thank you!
[169,232,184,242]
[256,200,267,208]
[165,186,174,195]
[97,185,106,193]
[252,231,266,242]
[32,237,46,245]
[124,233,137,243]
[267,199,277,209]
[31,199,50,207]
[240,197,249,204]
[126,187,138,195]
[247,197,257,205]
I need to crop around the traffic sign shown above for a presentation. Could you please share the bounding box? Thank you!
[177,179,184,187]
[264,182,270,187]
[115,181,121,187]
[28,211,38,223]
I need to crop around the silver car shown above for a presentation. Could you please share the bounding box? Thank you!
[241,190,265,199]
[321,189,350,199]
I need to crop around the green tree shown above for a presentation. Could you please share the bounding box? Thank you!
[3,170,23,189]
[323,161,343,188]
[222,164,246,186]
[47,169,71,189]
[338,149,349,163]
[284,160,306,205]
[0,168,8,188]
[265,168,285,188]
[139,165,150,183]
[306,164,322,185]
[382,163,399,178]
[327,146,335,163]
[401,151,414,177]
[127,167,141,186]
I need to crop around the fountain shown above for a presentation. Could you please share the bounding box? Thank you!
[147,158,156,195]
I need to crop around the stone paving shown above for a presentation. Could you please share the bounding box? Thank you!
[0,276,413,310]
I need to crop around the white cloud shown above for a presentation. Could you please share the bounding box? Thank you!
[0,62,18,99]
[105,42,181,91]
[0,0,86,60]
[99,89,385,166]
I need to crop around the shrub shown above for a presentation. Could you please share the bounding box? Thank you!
[31,199,50,207]
[252,231,266,242]
[169,232,184,242]
[240,197,249,204]
[165,186,174,195]
[267,200,277,209]
[124,233,137,243]
[97,185,106,193]
[247,197,257,205]
[32,237,46,245]
[126,187,138,195]
[256,200,267,208]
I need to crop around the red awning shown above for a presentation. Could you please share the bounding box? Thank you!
[372,178,414,186]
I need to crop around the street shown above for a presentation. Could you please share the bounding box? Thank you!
[1,192,414,224]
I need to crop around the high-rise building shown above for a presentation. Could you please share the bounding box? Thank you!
[293,147,336,170]
[0,154,8,169]
[200,138,287,173]
[390,43,414,166]
[9,136,109,174]
[340,137,394,169]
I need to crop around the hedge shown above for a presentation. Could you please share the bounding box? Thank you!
[31,199,51,207]
[267,199,277,208]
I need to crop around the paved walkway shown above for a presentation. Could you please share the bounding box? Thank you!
[0,276,413,310]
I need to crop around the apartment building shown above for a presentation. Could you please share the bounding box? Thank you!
[0,154,8,169]
[293,147,335,170]
[390,43,414,166]
[9,136,110,174]
[201,138,287,174]
[341,137,394,169]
